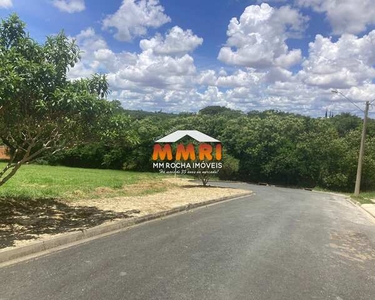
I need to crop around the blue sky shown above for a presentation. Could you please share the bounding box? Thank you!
[0,0,332,67]
[1,0,375,116]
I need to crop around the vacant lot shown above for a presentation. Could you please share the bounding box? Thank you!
[0,163,166,200]
[0,164,249,249]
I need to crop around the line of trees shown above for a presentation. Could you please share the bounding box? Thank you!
[1,14,374,192]
[46,106,375,192]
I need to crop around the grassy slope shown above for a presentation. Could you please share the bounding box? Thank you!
[313,187,374,205]
[0,163,166,200]
[351,192,375,204]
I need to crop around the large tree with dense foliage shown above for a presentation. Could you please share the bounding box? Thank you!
[0,14,114,186]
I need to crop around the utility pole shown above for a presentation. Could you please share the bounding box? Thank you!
[354,101,370,196]
[331,90,373,196]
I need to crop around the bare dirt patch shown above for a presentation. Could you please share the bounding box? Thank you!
[71,178,249,215]
[330,230,375,263]
[0,179,250,249]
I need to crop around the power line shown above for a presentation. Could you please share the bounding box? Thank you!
[331,90,365,112]
[331,89,370,196]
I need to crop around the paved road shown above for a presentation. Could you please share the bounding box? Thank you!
[2,184,375,300]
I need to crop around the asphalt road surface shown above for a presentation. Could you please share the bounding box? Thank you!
[2,183,375,300]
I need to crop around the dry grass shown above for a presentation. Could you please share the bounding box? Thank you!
[1,178,250,249]
[70,178,249,216]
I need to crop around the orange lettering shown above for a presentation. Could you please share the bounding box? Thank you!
[199,143,213,160]
[153,144,173,161]
[215,144,222,160]
[176,144,196,161]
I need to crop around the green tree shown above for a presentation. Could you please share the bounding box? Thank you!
[218,154,239,180]
[0,14,112,186]
[199,106,242,117]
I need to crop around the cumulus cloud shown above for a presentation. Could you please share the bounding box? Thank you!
[68,28,138,79]
[109,87,225,112]
[107,51,197,90]
[197,69,264,88]
[0,0,12,8]
[299,31,375,89]
[102,0,171,42]
[53,0,85,13]
[218,3,307,69]
[66,3,375,116]
[297,0,375,35]
[68,28,110,79]
[70,26,201,94]
[140,26,203,56]
[68,28,336,114]
[75,28,108,55]
[216,71,258,88]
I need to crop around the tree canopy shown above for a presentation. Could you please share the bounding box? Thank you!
[0,14,124,186]
[48,106,375,192]
[1,14,374,193]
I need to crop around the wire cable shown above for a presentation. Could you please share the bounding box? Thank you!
[331,90,364,112]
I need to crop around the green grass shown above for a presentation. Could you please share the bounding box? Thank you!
[313,186,349,195]
[314,186,375,205]
[0,163,167,200]
[351,192,375,205]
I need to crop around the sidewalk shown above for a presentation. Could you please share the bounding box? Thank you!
[361,204,375,218]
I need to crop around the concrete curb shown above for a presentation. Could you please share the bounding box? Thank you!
[0,192,253,264]
[342,196,375,222]
[361,204,375,219]
[313,190,375,219]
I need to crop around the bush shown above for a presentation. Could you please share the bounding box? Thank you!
[218,155,239,180]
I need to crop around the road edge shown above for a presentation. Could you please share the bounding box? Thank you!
[338,194,375,220]
[313,189,375,223]
[0,191,253,265]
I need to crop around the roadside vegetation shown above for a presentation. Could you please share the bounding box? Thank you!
[0,163,166,200]
[1,14,375,195]
[47,108,375,193]
[1,14,375,249]
[351,193,375,205]
[0,15,138,187]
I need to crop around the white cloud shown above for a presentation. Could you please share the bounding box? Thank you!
[103,0,171,42]
[68,28,109,79]
[139,26,203,56]
[68,27,340,115]
[198,69,264,88]
[68,28,138,79]
[264,67,293,83]
[70,27,200,92]
[75,28,108,55]
[299,31,375,89]
[66,3,375,116]
[53,0,85,13]
[110,88,225,112]
[197,70,217,86]
[274,49,302,69]
[216,70,260,88]
[345,84,375,102]
[297,0,375,35]
[218,3,307,69]
[107,51,197,90]
[0,0,12,8]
